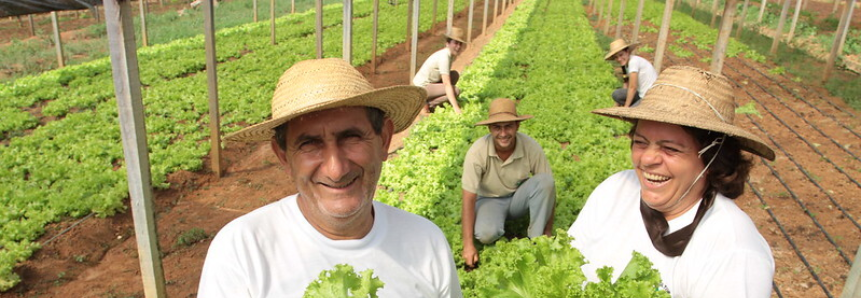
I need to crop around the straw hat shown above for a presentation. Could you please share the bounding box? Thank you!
[592,66,776,161]
[604,39,639,60]
[446,27,468,44]
[224,58,426,142]
[475,98,533,126]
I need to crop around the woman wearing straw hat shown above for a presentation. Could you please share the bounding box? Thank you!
[413,27,467,114]
[198,59,462,297]
[605,38,657,108]
[568,66,775,297]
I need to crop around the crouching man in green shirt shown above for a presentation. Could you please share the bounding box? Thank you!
[461,98,556,268]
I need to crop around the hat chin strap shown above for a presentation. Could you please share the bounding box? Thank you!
[663,135,725,214]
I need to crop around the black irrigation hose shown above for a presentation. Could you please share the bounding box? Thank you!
[775,71,859,120]
[720,61,861,164]
[733,59,861,140]
[747,180,833,298]
[42,213,94,246]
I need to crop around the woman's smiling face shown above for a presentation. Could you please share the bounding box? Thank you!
[631,120,708,220]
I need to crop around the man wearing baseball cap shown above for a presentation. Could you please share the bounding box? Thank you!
[460,98,556,268]
[198,58,462,297]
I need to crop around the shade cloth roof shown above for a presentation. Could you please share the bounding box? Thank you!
[0,0,102,18]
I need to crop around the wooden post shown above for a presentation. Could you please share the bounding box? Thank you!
[316,0,324,58]
[603,0,613,34]
[103,0,167,297]
[710,0,720,27]
[204,0,223,177]
[597,0,605,31]
[483,0,489,34]
[841,245,861,298]
[433,0,438,28]
[372,0,380,73]
[736,0,750,38]
[654,0,675,72]
[758,0,767,22]
[139,0,149,47]
[292,0,296,13]
[343,0,353,64]
[615,0,627,39]
[632,0,645,42]
[51,12,65,68]
[406,0,413,51]
[836,0,855,55]
[494,0,498,21]
[447,0,454,34]
[712,0,738,73]
[409,0,421,84]
[253,0,258,22]
[787,0,802,41]
[769,0,791,55]
[832,0,841,15]
[468,0,475,42]
[270,0,276,45]
[28,14,36,37]
[92,5,101,23]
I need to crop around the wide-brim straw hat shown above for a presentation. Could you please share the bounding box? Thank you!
[592,66,776,161]
[475,98,533,126]
[446,27,468,44]
[604,39,639,60]
[224,58,426,142]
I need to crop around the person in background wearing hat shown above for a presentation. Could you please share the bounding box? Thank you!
[568,66,775,297]
[197,58,462,297]
[605,38,657,108]
[413,27,467,114]
[461,98,556,268]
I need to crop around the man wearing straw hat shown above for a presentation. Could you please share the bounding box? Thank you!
[460,98,556,268]
[198,58,462,297]
[569,66,775,297]
[413,27,467,114]
[605,38,657,108]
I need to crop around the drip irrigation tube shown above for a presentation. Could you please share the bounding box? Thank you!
[42,213,94,246]
[776,72,858,120]
[748,180,834,298]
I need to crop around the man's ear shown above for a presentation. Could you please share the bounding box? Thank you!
[270,138,292,176]
[380,118,394,161]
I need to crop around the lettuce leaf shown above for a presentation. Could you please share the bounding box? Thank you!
[303,264,385,298]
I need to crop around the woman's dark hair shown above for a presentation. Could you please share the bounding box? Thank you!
[629,121,754,199]
[274,107,385,151]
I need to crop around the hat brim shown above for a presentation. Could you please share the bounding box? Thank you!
[446,35,468,44]
[225,85,426,142]
[475,114,533,126]
[604,42,639,60]
[592,107,776,161]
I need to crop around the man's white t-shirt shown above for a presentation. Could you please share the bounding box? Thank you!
[198,195,462,298]
[568,170,774,298]
[627,55,657,99]
[413,48,453,87]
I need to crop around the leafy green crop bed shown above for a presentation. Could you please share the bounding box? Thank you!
[0,0,467,290]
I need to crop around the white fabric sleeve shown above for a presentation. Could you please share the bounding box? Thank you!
[438,52,452,76]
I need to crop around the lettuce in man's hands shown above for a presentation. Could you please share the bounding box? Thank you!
[303,264,385,298]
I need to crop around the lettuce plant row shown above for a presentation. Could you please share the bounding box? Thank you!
[0,0,467,290]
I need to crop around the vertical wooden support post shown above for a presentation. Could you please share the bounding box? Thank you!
[316,0,324,58]
[787,0,802,41]
[51,12,65,68]
[712,0,738,73]
[292,0,296,13]
[343,0,353,64]
[710,0,720,27]
[603,0,613,35]
[736,0,750,38]
[615,0,627,39]
[372,0,380,73]
[140,0,149,47]
[447,0,454,33]
[824,0,855,81]
[758,0,767,22]
[841,245,861,298]
[769,0,791,55]
[253,0,258,22]
[494,0,498,21]
[28,14,36,37]
[433,0,439,28]
[653,0,674,72]
[482,0,489,34]
[409,0,421,84]
[597,0,605,28]
[832,0,841,14]
[270,0,276,45]
[406,0,413,51]
[836,0,854,55]
[103,1,167,297]
[631,0,645,42]
[204,0,223,177]
[468,0,475,42]
[92,5,101,22]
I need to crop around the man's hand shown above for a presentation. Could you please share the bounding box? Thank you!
[462,245,479,268]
